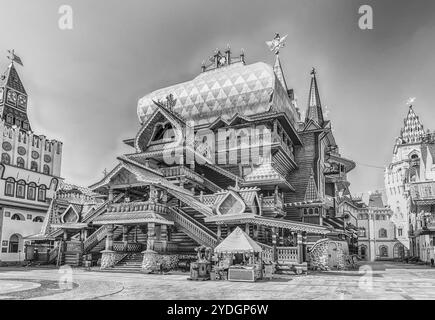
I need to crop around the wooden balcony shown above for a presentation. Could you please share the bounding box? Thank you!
[107,201,168,215]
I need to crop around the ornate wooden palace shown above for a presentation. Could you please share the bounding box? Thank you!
[37,37,358,271]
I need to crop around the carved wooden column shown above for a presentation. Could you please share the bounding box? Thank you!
[245,223,250,236]
[105,225,114,251]
[272,227,278,262]
[147,223,156,251]
[160,224,168,252]
[217,224,222,239]
[108,188,114,202]
[302,232,308,262]
[253,225,259,241]
[279,228,284,247]
[297,232,303,264]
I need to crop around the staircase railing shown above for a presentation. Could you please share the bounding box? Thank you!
[47,243,59,264]
[258,243,274,263]
[83,225,109,253]
[166,188,214,217]
[83,193,124,223]
[167,207,219,248]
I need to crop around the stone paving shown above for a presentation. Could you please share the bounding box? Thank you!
[0,262,434,300]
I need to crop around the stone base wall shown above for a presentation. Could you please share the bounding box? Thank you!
[307,239,349,271]
[141,250,195,272]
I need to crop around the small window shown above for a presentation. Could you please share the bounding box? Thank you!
[16,180,26,198]
[17,157,25,168]
[1,153,10,164]
[5,178,14,196]
[38,185,46,202]
[358,228,366,237]
[379,246,388,257]
[379,228,387,238]
[23,121,29,130]
[30,161,38,172]
[27,214,32,220]
[43,164,50,175]
[27,183,36,200]
[398,228,403,237]
[6,114,13,124]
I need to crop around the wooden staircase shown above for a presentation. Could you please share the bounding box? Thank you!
[111,253,144,273]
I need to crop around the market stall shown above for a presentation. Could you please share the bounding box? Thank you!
[213,227,263,282]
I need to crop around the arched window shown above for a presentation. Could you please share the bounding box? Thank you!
[360,245,367,260]
[17,157,25,168]
[23,121,29,130]
[32,216,44,223]
[393,243,404,259]
[11,213,24,221]
[43,164,50,175]
[38,185,46,202]
[379,228,387,238]
[379,245,388,257]
[16,180,26,198]
[27,182,36,200]
[8,234,21,253]
[5,178,15,196]
[1,153,10,164]
[30,161,38,172]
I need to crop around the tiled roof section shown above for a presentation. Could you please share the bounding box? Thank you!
[138,61,299,127]
[245,162,285,182]
[401,106,425,144]
[304,169,320,202]
[0,63,27,94]
[305,69,324,126]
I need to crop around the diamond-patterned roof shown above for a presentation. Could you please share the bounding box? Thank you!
[138,61,299,127]
[401,106,425,144]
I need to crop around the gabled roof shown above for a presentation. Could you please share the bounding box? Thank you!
[400,105,425,144]
[0,63,27,94]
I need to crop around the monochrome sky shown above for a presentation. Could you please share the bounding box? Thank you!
[0,0,434,200]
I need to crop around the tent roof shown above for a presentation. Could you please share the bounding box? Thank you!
[214,227,262,254]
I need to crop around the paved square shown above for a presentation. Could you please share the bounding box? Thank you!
[0,262,434,300]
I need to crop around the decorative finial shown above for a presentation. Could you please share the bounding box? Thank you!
[406,97,416,106]
[266,33,288,55]
[7,49,23,66]
[311,67,316,76]
[165,94,177,112]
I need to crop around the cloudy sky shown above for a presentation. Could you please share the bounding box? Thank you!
[0,0,434,199]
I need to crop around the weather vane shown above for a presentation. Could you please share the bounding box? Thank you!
[406,97,416,106]
[266,33,288,55]
[7,49,23,66]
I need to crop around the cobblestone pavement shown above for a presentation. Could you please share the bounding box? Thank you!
[0,262,434,300]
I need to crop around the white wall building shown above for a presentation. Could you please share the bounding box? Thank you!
[0,59,63,263]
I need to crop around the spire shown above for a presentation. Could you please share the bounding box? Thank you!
[266,33,289,92]
[401,105,425,144]
[273,54,288,92]
[1,63,27,94]
[305,68,324,126]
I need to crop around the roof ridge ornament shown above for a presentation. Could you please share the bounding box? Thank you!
[201,45,245,72]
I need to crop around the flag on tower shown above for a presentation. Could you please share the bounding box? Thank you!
[7,50,23,66]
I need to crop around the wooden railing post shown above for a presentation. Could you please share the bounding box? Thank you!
[272,227,277,262]
[297,232,303,264]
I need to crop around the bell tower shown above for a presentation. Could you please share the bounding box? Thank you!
[0,50,31,131]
